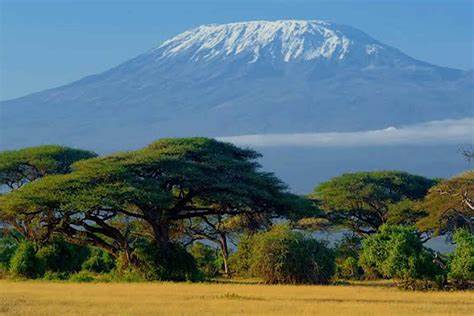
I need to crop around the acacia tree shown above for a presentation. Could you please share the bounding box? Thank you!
[418,171,473,236]
[0,145,96,190]
[183,192,313,275]
[311,171,437,236]
[0,138,302,275]
[183,213,270,275]
[0,145,96,242]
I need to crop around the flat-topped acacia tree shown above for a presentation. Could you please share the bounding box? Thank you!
[0,138,303,269]
[0,145,97,190]
[0,145,97,241]
[311,171,437,236]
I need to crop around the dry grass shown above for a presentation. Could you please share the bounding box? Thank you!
[0,280,472,315]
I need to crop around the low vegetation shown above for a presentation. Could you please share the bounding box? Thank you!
[0,139,472,291]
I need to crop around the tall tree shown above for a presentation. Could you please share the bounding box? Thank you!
[0,138,302,272]
[0,145,96,242]
[311,171,437,235]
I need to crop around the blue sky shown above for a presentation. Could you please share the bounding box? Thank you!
[0,0,472,100]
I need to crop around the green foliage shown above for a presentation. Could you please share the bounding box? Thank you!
[42,271,70,280]
[233,225,335,284]
[0,145,96,190]
[359,225,443,281]
[448,229,474,285]
[0,233,18,270]
[115,239,200,282]
[9,241,44,278]
[333,234,363,280]
[229,234,255,277]
[418,171,474,236]
[36,238,89,273]
[69,270,96,282]
[189,242,220,278]
[312,171,436,234]
[0,138,300,279]
[336,257,363,280]
[81,247,115,273]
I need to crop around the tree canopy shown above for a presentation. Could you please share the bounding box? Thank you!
[417,171,473,235]
[311,171,437,235]
[0,145,97,190]
[0,138,304,269]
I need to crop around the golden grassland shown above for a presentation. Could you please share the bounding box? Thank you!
[0,280,472,316]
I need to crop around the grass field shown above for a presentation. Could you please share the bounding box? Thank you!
[0,280,472,315]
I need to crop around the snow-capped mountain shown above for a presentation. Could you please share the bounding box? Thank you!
[157,20,383,63]
[0,20,472,154]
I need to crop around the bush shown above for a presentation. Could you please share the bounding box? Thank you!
[448,229,473,288]
[359,224,444,281]
[69,270,95,282]
[336,257,363,280]
[229,234,254,277]
[189,242,220,278]
[0,234,18,271]
[9,241,44,278]
[36,238,89,273]
[82,247,115,273]
[43,271,70,280]
[232,225,335,284]
[334,234,363,280]
[114,239,200,281]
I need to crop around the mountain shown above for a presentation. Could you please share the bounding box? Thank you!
[0,20,472,192]
[0,21,474,188]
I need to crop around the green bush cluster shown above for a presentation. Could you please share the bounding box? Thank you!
[113,239,200,282]
[232,225,335,284]
[448,229,473,288]
[359,225,445,286]
[189,242,220,278]
[334,234,363,280]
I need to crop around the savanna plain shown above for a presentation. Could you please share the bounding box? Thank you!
[0,280,472,316]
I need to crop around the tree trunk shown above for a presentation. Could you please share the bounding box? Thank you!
[218,232,230,276]
[152,221,173,253]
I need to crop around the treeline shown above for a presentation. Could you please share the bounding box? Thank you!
[0,138,472,289]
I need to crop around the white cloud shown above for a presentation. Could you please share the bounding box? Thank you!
[218,118,474,147]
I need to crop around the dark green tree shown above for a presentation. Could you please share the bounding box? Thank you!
[0,138,301,279]
[311,171,436,235]
[0,145,96,242]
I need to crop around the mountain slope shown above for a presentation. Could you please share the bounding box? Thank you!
[1,20,472,152]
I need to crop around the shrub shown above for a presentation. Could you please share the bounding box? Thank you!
[69,270,95,282]
[359,224,444,281]
[241,225,335,284]
[114,239,200,281]
[334,234,363,280]
[81,247,115,273]
[43,271,70,280]
[448,229,473,288]
[229,234,254,277]
[0,234,18,271]
[9,241,44,278]
[189,242,220,278]
[336,257,363,280]
[36,238,89,273]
